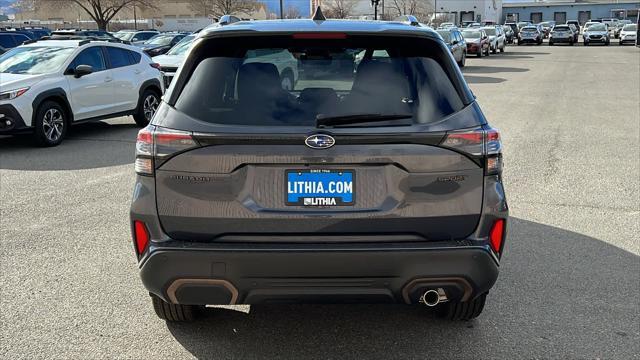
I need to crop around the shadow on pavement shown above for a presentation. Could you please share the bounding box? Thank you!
[462,66,529,74]
[166,218,639,359]
[464,75,506,84]
[0,121,138,171]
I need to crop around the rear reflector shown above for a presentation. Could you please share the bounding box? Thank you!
[133,221,150,256]
[489,219,506,254]
[292,33,348,39]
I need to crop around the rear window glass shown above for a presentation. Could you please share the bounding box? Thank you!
[554,26,570,31]
[174,36,465,128]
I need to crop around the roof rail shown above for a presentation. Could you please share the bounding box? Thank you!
[218,15,241,26]
[395,15,420,27]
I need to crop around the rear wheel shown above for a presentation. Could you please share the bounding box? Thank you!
[549,40,553,46]
[492,45,497,54]
[458,51,466,67]
[33,100,67,147]
[134,88,161,127]
[476,49,483,58]
[499,43,505,52]
[437,293,487,321]
[151,293,201,322]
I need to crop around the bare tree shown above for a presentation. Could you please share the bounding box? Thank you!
[186,0,259,19]
[283,5,301,19]
[323,0,358,19]
[385,0,433,22]
[28,0,158,30]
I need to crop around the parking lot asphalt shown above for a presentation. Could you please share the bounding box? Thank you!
[1,44,639,359]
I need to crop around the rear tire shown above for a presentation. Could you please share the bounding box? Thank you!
[151,294,200,322]
[500,44,504,52]
[549,40,553,46]
[492,45,497,54]
[458,52,466,67]
[33,100,67,147]
[134,88,161,127]
[437,293,487,321]
[476,49,483,58]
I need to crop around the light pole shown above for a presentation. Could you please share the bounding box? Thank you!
[371,0,380,20]
[280,0,284,19]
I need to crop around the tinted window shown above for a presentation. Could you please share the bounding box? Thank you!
[73,47,106,71]
[106,46,132,68]
[174,36,465,128]
[12,34,30,45]
[128,51,142,64]
[137,32,156,41]
[0,34,15,48]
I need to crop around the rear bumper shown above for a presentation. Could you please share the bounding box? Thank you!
[140,242,500,305]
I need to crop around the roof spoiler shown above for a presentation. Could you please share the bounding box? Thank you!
[395,15,420,27]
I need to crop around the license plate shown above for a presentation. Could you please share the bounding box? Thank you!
[286,169,355,206]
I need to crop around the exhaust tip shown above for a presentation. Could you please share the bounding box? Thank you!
[420,288,447,307]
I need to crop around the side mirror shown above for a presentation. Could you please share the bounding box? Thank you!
[74,64,93,78]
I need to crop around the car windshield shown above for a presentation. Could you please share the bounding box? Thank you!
[145,34,175,46]
[587,24,606,31]
[436,31,451,42]
[554,26,570,31]
[462,30,481,38]
[522,27,537,31]
[0,46,75,74]
[115,32,135,41]
[173,36,465,128]
[483,28,496,36]
[622,24,637,31]
[166,35,195,55]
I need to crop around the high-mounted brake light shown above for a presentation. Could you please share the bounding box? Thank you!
[489,219,506,255]
[133,220,150,257]
[292,33,348,39]
[134,125,198,176]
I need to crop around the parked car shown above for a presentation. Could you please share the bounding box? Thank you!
[583,23,610,46]
[582,21,601,33]
[518,26,543,45]
[483,26,506,53]
[437,27,467,66]
[502,24,515,43]
[601,18,618,32]
[466,22,482,28]
[152,34,196,88]
[549,25,575,46]
[113,30,159,44]
[618,24,637,45]
[0,39,163,146]
[566,20,580,34]
[566,24,579,42]
[462,28,490,57]
[131,18,507,323]
[614,20,633,38]
[505,22,519,41]
[538,21,555,38]
[0,32,31,50]
[135,33,188,57]
[21,27,51,39]
[517,21,532,31]
[439,22,455,29]
[51,30,124,43]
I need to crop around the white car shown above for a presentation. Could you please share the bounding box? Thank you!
[0,39,163,146]
[152,34,195,89]
[482,26,506,53]
[619,24,637,45]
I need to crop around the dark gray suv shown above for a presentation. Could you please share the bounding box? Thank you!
[130,18,508,322]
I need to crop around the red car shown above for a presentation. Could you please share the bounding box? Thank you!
[462,28,491,57]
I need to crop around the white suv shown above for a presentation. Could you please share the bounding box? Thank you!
[0,39,163,146]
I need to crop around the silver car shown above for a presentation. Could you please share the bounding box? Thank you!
[549,25,576,46]
[482,26,506,53]
[583,23,610,46]
[518,26,543,45]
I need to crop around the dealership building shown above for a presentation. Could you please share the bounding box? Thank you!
[503,0,640,24]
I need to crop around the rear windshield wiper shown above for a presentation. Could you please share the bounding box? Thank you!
[316,113,413,128]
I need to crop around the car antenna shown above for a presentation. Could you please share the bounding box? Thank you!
[312,6,326,22]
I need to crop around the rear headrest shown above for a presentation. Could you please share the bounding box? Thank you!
[237,62,282,102]
[352,61,408,94]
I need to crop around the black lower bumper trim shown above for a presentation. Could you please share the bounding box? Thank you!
[0,104,29,134]
[140,245,499,305]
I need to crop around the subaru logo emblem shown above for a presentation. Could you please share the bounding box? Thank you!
[305,134,335,149]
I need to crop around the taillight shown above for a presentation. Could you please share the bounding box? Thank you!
[292,33,348,39]
[133,220,150,257]
[135,125,198,176]
[440,127,503,175]
[489,219,506,255]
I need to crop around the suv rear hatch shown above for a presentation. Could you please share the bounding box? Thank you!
[138,32,500,242]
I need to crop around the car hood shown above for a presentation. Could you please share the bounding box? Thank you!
[465,37,480,42]
[585,30,608,35]
[620,31,635,35]
[152,54,185,68]
[0,72,46,90]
